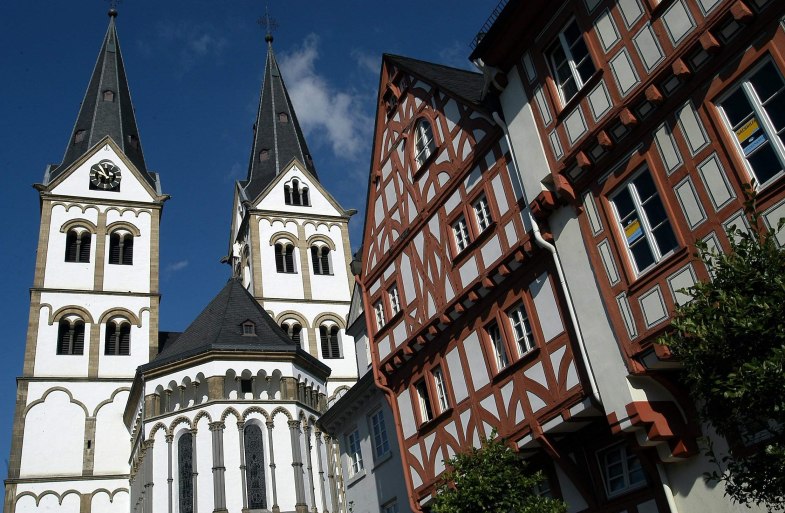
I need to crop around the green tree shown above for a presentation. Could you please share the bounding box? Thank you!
[431,432,566,513]
[660,188,785,510]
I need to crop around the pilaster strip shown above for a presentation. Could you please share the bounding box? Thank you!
[82,416,96,475]
[266,420,279,511]
[166,434,174,513]
[252,216,265,298]
[237,421,248,511]
[210,421,227,512]
[94,210,108,290]
[297,223,313,300]
[315,431,327,513]
[339,220,355,292]
[33,199,53,288]
[88,321,100,378]
[289,420,307,509]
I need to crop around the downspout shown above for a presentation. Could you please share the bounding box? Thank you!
[656,463,680,513]
[356,273,423,513]
[491,111,601,406]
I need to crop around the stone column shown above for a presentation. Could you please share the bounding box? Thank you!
[315,431,327,513]
[166,434,174,513]
[144,439,155,513]
[210,422,228,513]
[303,424,317,512]
[324,435,339,513]
[237,421,248,511]
[267,421,280,513]
[289,420,307,513]
[191,429,199,513]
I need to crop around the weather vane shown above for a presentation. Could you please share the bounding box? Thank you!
[105,0,122,15]
[258,4,278,42]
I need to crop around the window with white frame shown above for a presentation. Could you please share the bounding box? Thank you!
[370,410,391,458]
[508,303,535,356]
[374,300,386,330]
[388,284,401,316]
[487,323,509,371]
[718,59,785,186]
[346,429,364,476]
[414,119,436,167]
[432,367,449,413]
[452,216,470,253]
[473,195,492,232]
[599,444,646,497]
[610,169,678,274]
[382,500,400,513]
[415,380,434,424]
[547,19,596,105]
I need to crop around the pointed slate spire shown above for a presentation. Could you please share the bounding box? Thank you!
[51,10,150,181]
[243,34,318,201]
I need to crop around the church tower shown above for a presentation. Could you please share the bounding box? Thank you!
[228,31,358,401]
[5,10,167,513]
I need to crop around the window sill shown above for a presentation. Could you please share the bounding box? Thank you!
[412,147,439,180]
[491,347,541,384]
[375,310,404,338]
[345,469,366,488]
[417,407,453,436]
[451,222,497,266]
[554,70,603,122]
[276,271,298,275]
[626,246,689,296]
[372,450,393,470]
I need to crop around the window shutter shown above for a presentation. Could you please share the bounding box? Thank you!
[65,231,78,262]
[119,324,131,355]
[320,248,330,275]
[105,323,117,355]
[78,233,91,263]
[330,327,340,358]
[301,188,309,206]
[292,324,302,348]
[284,245,295,273]
[73,322,85,355]
[275,244,284,272]
[320,326,329,357]
[57,320,71,354]
[109,233,121,264]
[284,185,291,205]
[123,236,133,265]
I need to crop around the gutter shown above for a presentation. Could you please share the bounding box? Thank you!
[491,111,602,407]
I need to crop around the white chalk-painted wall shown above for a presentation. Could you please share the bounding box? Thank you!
[12,140,162,512]
[130,358,337,513]
[233,161,358,401]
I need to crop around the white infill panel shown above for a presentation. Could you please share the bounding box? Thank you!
[564,108,587,145]
[398,389,417,439]
[633,23,664,71]
[676,101,709,155]
[533,85,552,126]
[662,0,696,46]
[667,264,697,306]
[610,48,640,97]
[446,347,468,403]
[598,239,620,285]
[675,177,707,229]
[583,192,603,235]
[530,272,564,342]
[763,199,785,246]
[463,331,490,390]
[594,9,620,52]
[654,123,682,173]
[617,0,644,27]
[697,154,735,211]
[588,80,612,121]
[639,285,669,328]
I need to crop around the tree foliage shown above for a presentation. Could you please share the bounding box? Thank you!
[431,432,566,513]
[659,188,785,510]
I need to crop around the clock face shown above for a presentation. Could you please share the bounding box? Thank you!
[89,159,122,190]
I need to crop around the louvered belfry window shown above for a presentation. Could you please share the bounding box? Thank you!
[57,318,85,355]
[311,246,331,275]
[109,232,133,265]
[244,424,267,509]
[105,321,131,355]
[178,433,194,513]
[65,229,91,263]
[275,243,296,273]
[319,325,341,359]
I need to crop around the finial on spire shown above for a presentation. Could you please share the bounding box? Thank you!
[258,5,277,43]
[106,0,121,17]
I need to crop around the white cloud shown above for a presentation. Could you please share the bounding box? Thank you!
[165,260,189,273]
[154,21,228,73]
[438,41,475,71]
[278,34,372,160]
[351,49,379,76]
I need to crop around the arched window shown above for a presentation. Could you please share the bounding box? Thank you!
[65,229,91,263]
[311,245,331,275]
[284,179,310,206]
[178,432,194,513]
[319,324,341,359]
[105,319,131,355]
[414,118,436,167]
[57,318,85,355]
[274,242,296,273]
[282,321,302,348]
[108,231,134,265]
[103,90,115,102]
[244,424,267,509]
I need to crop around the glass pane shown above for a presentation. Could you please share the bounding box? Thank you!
[563,21,581,46]
[632,171,656,201]
[764,93,785,132]
[652,223,678,255]
[750,61,784,103]
[747,143,783,184]
[577,58,595,83]
[630,238,655,271]
[550,45,567,69]
[642,197,668,227]
[613,188,635,219]
[571,38,590,62]
[722,88,753,127]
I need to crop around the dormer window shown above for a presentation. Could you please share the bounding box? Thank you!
[127,134,139,149]
[103,90,115,102]
[242,321,256,336]
[74,130,86,144]
[259,149,269,162]
[278,112,289,123]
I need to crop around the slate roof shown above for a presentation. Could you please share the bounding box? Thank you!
[143,278,329,375]
[50,11,153,185]
[384,54,492,111]
[243,37,318,202]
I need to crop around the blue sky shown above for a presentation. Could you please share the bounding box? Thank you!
[0,0,497,487]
